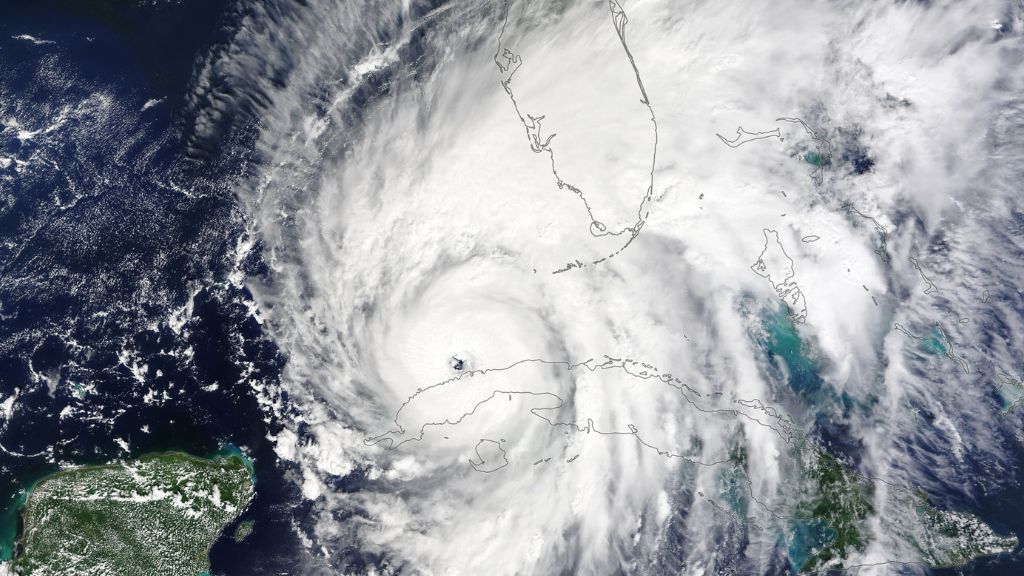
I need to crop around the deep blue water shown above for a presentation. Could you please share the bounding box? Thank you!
[0,2,305,573]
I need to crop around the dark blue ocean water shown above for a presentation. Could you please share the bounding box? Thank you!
[0,2,306,573]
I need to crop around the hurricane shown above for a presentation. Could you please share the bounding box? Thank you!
[179,0,1024,572]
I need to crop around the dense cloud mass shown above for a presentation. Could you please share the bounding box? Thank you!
[188,0,1024,572]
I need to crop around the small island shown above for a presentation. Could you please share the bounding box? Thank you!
[10,451,254,576]
[233,520,255,543]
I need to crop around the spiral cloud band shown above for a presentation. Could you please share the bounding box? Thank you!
[190,0,1024,572]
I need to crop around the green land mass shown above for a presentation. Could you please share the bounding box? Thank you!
[783,446,1017,573]
[791,450,875,572]
[744,305,1015,572]
[233,520,255,543]
[900,490,1018,569]
[10,451,254,576]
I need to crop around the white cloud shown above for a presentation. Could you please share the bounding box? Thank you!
[204,0,1024,571]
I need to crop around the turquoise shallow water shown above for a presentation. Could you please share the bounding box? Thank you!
[755,304,861,421]
[0,458,60,563]
[785,518,836,572]
[803,151,826,166]
[997,379,1024,412]
[921,327,949,355]
[758,305,825,397]
[215,444,257,484]
[717,465,749,516]
[0,491,27,561]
